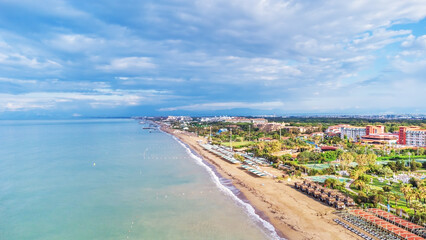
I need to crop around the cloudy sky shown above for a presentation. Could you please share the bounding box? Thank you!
[0,0,425,118]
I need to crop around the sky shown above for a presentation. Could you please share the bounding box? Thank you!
[0,0,425,118]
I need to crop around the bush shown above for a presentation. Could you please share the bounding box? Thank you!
[409,177,420,188]
[324,178,341,189]
[356,192,368,204]
[308,169,323,176]
[323,166,336,175]
[233,154,245,162]
[294,170,302,177]
[369,194,380,207]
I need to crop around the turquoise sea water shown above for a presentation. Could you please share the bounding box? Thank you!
[0,119,276,240]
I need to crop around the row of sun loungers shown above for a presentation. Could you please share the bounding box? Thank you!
[244,159,256,166]
[201,144,240,164]
[240,153,270,165]
[350,209,424,240]
[202,144,271,167]
[241,165,267,177]
[337,211,399,240]
[201,144,269,177]
[367,208,426,238]
[334,218,374,240]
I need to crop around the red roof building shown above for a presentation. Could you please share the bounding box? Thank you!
[320,146,338,151]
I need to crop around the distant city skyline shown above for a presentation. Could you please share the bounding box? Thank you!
[0,1,425,119]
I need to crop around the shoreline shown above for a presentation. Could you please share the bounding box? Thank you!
[166,129,284,240]
[158,123,361,240]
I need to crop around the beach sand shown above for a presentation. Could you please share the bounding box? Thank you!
[161,125,360,240]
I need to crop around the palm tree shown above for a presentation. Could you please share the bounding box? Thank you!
[411,201,422,216]
[412,188,421,202]
[340,152,354,170]
[384,192,392,205]
[406,191,415,208]
[353,179,366,191]
[419,186,426,203]
[401,184,413,207]
[390,192,401,208]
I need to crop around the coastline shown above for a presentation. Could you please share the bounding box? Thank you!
[170,131,283,240]
[159,123,361,240]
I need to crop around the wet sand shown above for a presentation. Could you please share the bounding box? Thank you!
[161,125,360,240]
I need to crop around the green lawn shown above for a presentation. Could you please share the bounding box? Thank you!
[221,141,254,148]
[354,177,415,214]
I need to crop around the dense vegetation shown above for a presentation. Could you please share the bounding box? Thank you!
[171,117,426,223]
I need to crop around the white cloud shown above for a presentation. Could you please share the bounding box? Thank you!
[0,77,111,92]
[46,34,105,53]
[0,77,38,85]
[98,57,156,72]
[115,76,185,84]
[160,101,284,111]
[350,29,411,51]
[391,34,426,75]
[392,59,426,74]
[0,52,61,69]
[401,34,426,49]
[0,34,62,72]
[1,0,426,114]
[0,89,173,112]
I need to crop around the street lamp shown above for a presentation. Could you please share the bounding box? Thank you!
[229,128,233,152]
[408,152,411,170]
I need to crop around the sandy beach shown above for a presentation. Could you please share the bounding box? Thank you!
[161,124,361,240]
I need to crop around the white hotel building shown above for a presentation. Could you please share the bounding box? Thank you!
[340,126,367,142]
[398,126,426,147]
[405,129,426,147]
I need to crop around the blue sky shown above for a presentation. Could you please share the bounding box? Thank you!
[0,0,425,118]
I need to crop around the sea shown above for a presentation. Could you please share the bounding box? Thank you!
[0,119,281,240]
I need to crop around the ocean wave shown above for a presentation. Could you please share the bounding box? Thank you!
[168,134,284,240]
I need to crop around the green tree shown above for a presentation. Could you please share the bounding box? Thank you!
[389,192,401,208]
[411,201,423,217]
[340,152,354,170]
[369,193,381,207]
[384,192,392,204]
[419,186,426,203]
[401,184,413,207]
[355,154,369,166]
[382,166,394,177]
[366,153,377,166]
[281,154,292,161]
[322,151,337,162]
[353,179,366,191]
[383,186,392,192]
[324,178,341,189]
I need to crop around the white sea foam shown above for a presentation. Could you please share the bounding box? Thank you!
[169,134,284,240]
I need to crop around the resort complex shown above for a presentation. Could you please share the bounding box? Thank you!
[3,0,426,239]
[154,116,426,239]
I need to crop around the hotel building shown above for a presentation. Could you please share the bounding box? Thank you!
[340,125,388,143]
[340,126,366,142]
[398,126,426,147]
[360,134,398,145]
[366,125,385,135]
[325,124,350,136]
